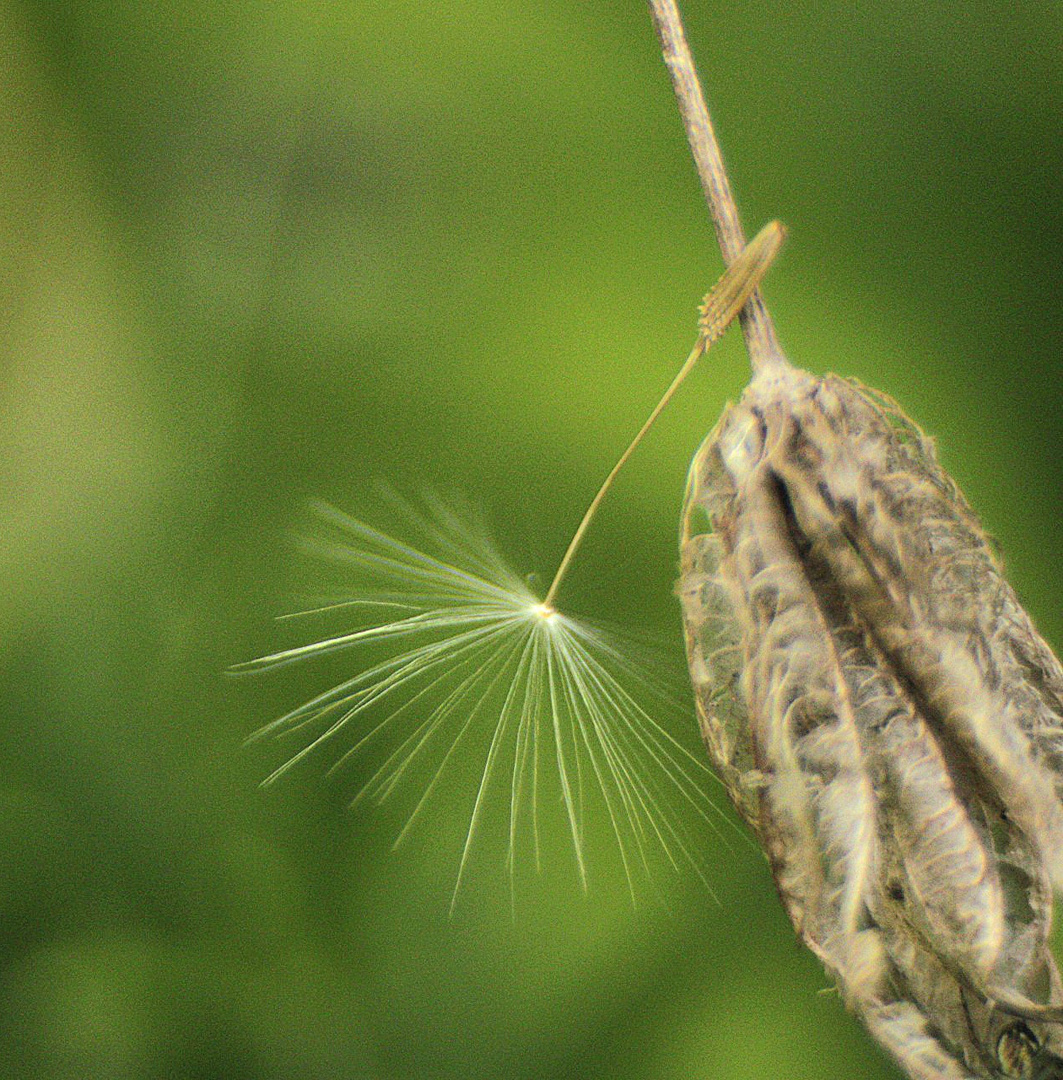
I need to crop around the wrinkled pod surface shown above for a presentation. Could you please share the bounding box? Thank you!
[679,351,1063,1080]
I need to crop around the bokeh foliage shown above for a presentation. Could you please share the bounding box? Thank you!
[2,1,1063,1077]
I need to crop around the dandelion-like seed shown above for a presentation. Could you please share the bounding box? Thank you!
[236,224,784,909]
[237,497,721,909]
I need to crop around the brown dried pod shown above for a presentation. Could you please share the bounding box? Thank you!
[679,358,1063,1079]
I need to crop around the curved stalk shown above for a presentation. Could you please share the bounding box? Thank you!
[541,220,785,611]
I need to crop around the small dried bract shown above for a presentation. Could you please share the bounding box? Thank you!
[680,351,1063,1080]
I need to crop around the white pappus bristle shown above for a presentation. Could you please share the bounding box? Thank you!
[234,495,730,910]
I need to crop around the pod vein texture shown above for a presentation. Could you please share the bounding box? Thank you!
[679,352,1063,1080]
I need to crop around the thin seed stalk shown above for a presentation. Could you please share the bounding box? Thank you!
[542,221,785,611]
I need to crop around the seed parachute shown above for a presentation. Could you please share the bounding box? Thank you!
[236,497,725,910]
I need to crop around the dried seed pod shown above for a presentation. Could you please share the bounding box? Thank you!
[679,355,1063,1079]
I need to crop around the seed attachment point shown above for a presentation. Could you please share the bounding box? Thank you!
[529,601,559,624]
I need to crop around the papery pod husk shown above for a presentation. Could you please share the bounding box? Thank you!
[679,357,1063,1080]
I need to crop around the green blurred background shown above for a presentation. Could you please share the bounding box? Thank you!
[3,1,1063,1077]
